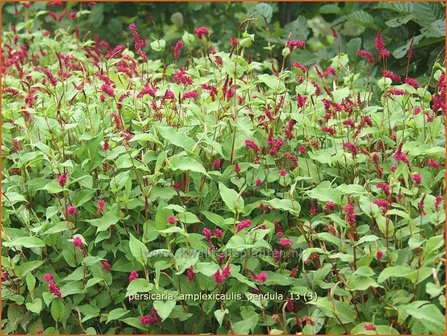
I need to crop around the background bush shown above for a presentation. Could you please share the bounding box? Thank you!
[2,1,445,76]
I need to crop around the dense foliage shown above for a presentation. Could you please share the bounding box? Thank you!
[1,2,446,335]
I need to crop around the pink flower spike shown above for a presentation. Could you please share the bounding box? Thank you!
[194,26,209,39]
[213,228,223,238]
[279,238,292,249]
[393,150,409,164]
[405,77,419,89]
[343,201,356,227]
[435,196,443,212]
[48,282,62,298]
[173,40,183,60]
[236,219,252,232]
[202,227,212,241]
[245,139,260,152]
[221,265,231,279]
[58,173,67,187]
[252,271,268,283]
[97,199,105,215]
[428,159,440,169]
[213,270,223,284]
[140,315,157,325]
[67,205,77,215]
[72,236,83,248]
[43,273,54,283]
[364,323,376,331]
[287,40,305,51]
[128,270,139,282]
[357,49,374,64]
[101,260,111,271]
[411,172,421,186]
[375,32,384,51]
[186,266,195,282]
[234,163,241,174]
[376,182,391,196]
[164,90,175,100]
[167,216,176,225]
[389,88,406,95]
[324,201,336,212]
[213,159,222,170]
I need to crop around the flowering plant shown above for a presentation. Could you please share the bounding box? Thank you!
[1,10,445,335]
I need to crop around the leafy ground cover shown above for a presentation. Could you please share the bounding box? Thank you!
[1,5,446,335]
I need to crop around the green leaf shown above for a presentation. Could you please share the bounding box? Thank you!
[169,154,208,176]
[219,182,244,213]
[284,16,310,40]
[82,256,103,267]
[257,74,286,92]
[378,266,412,283]
[150,39,166,52]
[177,211,200,224]
[5,237,45,249]
[50,299,65,322]
[129,234,149,266]
[85,278,102,289]
[16,260,44,278]
[42,180,64,194]
[3,191,27,205]
[224,236,253,251]
[158,226,186,236]
[201,211,226,228]
[87,212,120,232]
[332,87,350,103]
[156,126,196,152]
[307,183,340,204]
[126,279,153,297]
[249,2,273,23]
[412,2,444,26]
[231,268,257,288]
[348,276,380,291]
[106,308,129,324]
[72,189,96,207]
[214,309,228,327]
[320,4,340,14]
[26,273,36,291]
[60,281,83,297]
[310,297,356,324]
[121,317,146,330]
[405,304,445,334]
[78,305,101,323]
[265,272,293,286]
[336,184,365,195]
[26,298,43,314]
[232,314,259,334]
[346,10,376,29]
[195,262,220,276]
[153,300,176,321]
[421,19,445,38]
[353,266,375,277]
[266,198,300,215]
[355,235,379,246]
[347,37,361,61]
